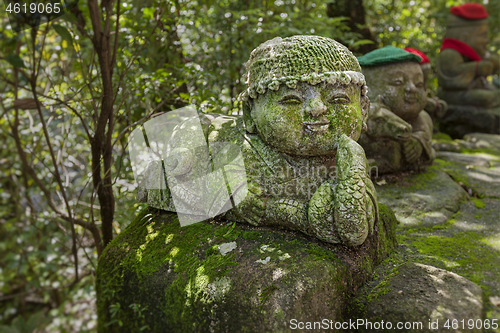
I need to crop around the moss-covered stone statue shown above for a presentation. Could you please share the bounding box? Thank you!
[357,46,436,174]
[437,3,500,138]
[405,47,448,120]
[97,36,400,333]
[139,35,378,247]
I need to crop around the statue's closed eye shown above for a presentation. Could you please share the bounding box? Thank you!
[280,95,303,105]
[329,95,351,104]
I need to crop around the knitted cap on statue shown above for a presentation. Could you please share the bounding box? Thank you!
[357,45,422,67]
[240,35,366,101]
[404,48,430,65]
[447,3,489,27]
[404,47,432,73]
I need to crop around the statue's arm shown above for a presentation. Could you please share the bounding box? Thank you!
[424,97,447,118]
[410,111,436,161]
[438,49,492,89]
[224,181,267,226]
[333,134,378,246]
[485,52,500,75]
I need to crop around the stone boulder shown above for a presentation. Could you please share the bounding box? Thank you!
[439,105,500,139]
[96,204,398,332]
[349,262,484,333]
[376,168,468,226]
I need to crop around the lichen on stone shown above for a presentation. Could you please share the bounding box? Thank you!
[256,256,271,265]
[239,35,367,102]
[218,242,237,256]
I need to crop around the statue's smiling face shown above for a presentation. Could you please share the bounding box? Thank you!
[377,62,427,122]
[467,24,489,58]
[250,81,365,156]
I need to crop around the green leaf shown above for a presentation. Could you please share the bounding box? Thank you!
[4,54,25,68]
[143,7,155,20]
[0,324,21,333]
[223,222,236,238]
[52,24,73,46]
[353,39,375,47]
[471,197,485,209]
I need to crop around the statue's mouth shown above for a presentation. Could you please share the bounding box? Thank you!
[405,97,418,104]
[303,121,330,133]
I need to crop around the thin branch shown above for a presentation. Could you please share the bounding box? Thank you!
[113,19,162,102]
[74,44,100,120]
[70,4,89,38]
[0,72,17,86]
[35,93,93,139]
[10,109,62,219]
[111,140,129,186]
[7,109,102,254]
[112,97,169,148]
[110,0,121,75]
[29,63,80,282]
[0,103,8,120]
[0,272,92,302]
[34,23,51,80]
[88,0,103,46]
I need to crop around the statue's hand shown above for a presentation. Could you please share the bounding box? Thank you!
[436,99,448,118]
[425,97,448,118]
[232,181,266,226]
[478,60,494,77]
[334,134,372,246]
[485,53,500,74]
[402,138,423,164]
[308,180,338,243]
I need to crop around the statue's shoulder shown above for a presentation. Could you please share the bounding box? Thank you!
[202,113,245,144]
[438,48,466,64]
[368,101,397,117]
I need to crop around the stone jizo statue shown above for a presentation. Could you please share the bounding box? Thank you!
[137,36,378,246]
[404,47,448,119]
[357,46,436,174]
[437,3,500,137]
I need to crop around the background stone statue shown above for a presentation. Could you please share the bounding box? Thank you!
[404,47,448,120]
[437,3,500,138]
[357,46,436,174]
[138,36,378,246]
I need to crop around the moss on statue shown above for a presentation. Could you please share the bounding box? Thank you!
[97,203,398,332]
[437,3,500,138]
[137,35,378,247]
[357,47,436,174]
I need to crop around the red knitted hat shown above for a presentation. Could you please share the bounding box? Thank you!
[404,48,430,65]
[450,3,489,20]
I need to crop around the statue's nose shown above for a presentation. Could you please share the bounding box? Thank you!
[405,81,418,92]
[305,97,327,117]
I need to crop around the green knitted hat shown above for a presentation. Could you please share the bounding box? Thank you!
[240,35,366,101]
[357,46,422,67]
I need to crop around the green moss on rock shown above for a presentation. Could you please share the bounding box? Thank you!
[97,204,398,332]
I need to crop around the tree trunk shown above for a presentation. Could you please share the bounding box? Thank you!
[327,0,376,54]
[88,0,116,248]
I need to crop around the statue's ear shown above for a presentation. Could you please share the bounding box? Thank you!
[243,99,257,133]
[361,94,370,132]
[376,94,388,108]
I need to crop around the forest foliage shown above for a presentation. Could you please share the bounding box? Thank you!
[0,0,498,331]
